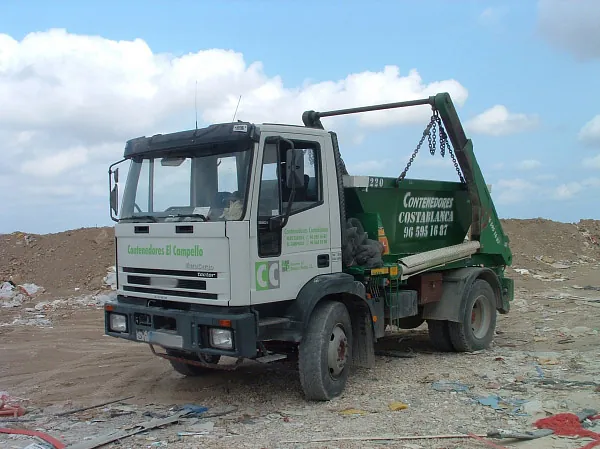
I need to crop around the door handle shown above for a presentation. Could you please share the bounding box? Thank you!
[317,254,330,268]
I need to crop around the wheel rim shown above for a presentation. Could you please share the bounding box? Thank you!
[471,295,491,339]
[327,324,348,378]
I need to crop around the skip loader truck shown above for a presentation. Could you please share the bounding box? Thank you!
[105,92,513,400]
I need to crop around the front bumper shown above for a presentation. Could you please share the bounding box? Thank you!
[104,297,257,358]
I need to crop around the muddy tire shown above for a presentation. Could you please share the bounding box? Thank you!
[448,279,497,352]
[427,319,455,352]
[299,300,352,401]
[167,350,221,377]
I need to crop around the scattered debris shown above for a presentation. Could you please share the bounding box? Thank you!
[0,427,65,449]
[0,392,26,417]
[65,410,194,449]
[487,427,554,440]
[388,401,409,411]
[55,395,134,417]
[475,395,528,415]
[534,410,600,449]
[339,408,369,416]
[431,381,469,392]
[280,433,491,444]
[0,281,44,308]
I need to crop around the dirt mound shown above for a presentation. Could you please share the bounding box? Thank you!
[0,226,115,296]
[500,218,600,268]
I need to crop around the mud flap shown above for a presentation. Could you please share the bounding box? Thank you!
[350,310,375,369]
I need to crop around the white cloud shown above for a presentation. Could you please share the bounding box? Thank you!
[537,0,600,60]
[553,177,600,200]
[479,6,509,27]
[517,159,541,171]
[352,134,366,146]
[347,159,393,175]
[0,29,471,232]
[554,182,583,200]
[578,115,600,147]
[583,154,600,169]
[20,147,89,177]
[466,105,540,136]
[494,178,538,204]
[535,173,557,181]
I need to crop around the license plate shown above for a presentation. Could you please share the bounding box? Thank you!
[136,329,183,349]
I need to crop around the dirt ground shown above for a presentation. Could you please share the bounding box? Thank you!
[1,220,599,449]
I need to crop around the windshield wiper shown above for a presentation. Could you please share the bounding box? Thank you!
[121,215,158,222]
[169,213,207,222]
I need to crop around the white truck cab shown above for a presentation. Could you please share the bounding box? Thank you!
[106,121,360,400]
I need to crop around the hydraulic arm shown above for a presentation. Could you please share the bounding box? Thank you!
[302,92,512,267]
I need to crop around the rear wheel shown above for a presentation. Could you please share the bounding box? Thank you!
[167,350,221,377]
[299,300,352,401]
[448,279,497,352]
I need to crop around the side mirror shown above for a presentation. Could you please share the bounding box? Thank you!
[108,158,126,222]
[110,184,119,216]
[286,149,305,189]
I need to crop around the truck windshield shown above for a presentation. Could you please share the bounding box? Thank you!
[119,148,253,222]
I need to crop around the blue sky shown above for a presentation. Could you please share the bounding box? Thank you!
[1,0,599,234]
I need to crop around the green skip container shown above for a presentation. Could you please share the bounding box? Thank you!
[343,175,472,261]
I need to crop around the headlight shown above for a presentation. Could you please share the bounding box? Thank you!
[109,313,128,332]
[209,328,233,349]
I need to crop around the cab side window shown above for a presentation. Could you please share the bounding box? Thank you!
[256,138,323,257]
[280,140,322,213]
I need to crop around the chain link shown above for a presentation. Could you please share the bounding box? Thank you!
[397,113,436,182]
[397,108,465,184]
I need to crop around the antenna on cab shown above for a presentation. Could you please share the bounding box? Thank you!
[194,80,198,130]
[232,95,242,122]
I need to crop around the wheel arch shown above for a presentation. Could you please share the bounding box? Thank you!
[422,267,502,323]
[287,273,376,368]
[287,273,368,331]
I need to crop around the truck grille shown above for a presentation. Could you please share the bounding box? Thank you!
[121,267,219,300]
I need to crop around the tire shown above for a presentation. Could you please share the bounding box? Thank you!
[167,350,221,377]
[299,300,353,401]
[448,279,497,352]
[427,319,455,352]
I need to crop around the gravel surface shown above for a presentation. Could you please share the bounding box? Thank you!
[1,221,599,448]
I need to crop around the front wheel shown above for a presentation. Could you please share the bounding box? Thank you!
[299,300,353,401]
[448,279,497,352]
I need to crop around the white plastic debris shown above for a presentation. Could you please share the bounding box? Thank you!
[0,317,52,328]
[104,266,117,290]
[0,281,15,298]
[1,282,23,308]
[18,283,43,296]
[93,292,117,306]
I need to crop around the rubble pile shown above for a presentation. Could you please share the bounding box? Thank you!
[0,267,116,328]
[0,227,115,296]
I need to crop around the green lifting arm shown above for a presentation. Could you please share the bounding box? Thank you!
[302,92,512,267]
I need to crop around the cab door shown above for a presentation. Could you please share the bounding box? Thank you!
[249,131,332,305]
